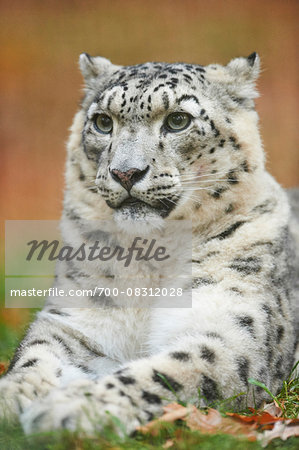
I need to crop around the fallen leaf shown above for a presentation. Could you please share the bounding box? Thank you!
[186,407,222,430]
[226,410,284,425]
[0,362,8,376]
[186,408,257,441]
[259,421,299,447]
[226,413,258,423]
[137,402,299,444]
[137,403,191,435]
[263,401,283,418]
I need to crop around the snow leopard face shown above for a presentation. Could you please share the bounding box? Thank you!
[69,53,262,224]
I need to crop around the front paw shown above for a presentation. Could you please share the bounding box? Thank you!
[0,370,59,420]
[21,379,140,436]
[0,373,43,420]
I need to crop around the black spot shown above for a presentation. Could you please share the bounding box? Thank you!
[65,207,81,221]
[230,256,262,275]
[115,368,126,375]
[125,393,137,407]
[236,356,249,386]
[177,94,199,104]
[76,338,105,358]
[142,390,162,404]
[143,410,154,420]
[31,411,47,428]
[264,329,273,364]
[200,346,215,363]
[229,287,243,295]
[225,204,234,214]
[118,375,136,385]
[209,147,215,154]
[227,170,238,184]
[208,221,245,241]
[229,136,236,143]
[261,304,272,319]
[162,92,169,110]
[275,295,284,316]
[7,341,26,372]
[61,416,72,429]
[21,358,38,369]
[52,334,74,356]
[252,200,275,215]
[241,160,249,172]
[236,315,254,336]
[169,351,190,362]
[274,356,284,379]
[48,309,70,317]
[28,339,50,346]
[79,171,86,181]
[276,326,284,343]
[152,370,182,392]
[206,332,223,340]
[75,363,93,374]
[106,383,115,389]
[201,375,220,403]
[192,277,216,287]
[210,187,227,199]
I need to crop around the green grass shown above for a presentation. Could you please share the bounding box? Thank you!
[0,319,298,449]
[0,415,299,450]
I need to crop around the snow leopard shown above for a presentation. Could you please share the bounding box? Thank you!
[0,52,298,435]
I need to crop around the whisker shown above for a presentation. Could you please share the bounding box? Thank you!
[180,170,229,180]
[158,198,169,208]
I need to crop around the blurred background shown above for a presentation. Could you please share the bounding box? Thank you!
[0,0,298,358]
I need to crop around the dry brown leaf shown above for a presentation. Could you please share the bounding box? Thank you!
[0,362,7,376]
[186,407,222,430]
[226,410,284,426]
[185,408,257,441]
[259,421,299,447]
[137,402,299,445]
[137,403,191,435]
[262,401,283,418]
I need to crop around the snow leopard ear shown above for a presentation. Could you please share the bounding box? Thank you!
[79,53,113,82]
[225,52,260,102]
[206,52,260,104]
[226,52,260,84]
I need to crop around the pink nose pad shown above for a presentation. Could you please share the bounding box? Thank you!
[110,166,149,191]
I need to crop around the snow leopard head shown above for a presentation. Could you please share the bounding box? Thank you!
[66,53,263,228]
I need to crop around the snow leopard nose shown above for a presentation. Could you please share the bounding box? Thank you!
[110,166,149,191]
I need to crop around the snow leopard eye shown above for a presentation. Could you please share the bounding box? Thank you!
[94,114,113,134]
[165,112,192,132]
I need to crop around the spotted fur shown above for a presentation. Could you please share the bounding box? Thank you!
[0,52,298,436]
